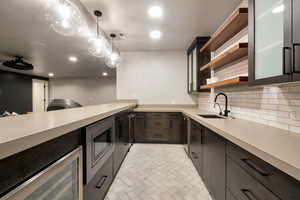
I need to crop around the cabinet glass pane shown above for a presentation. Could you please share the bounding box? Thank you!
[192,48,197,90]
[188,54,192,91]
[255,0,284,79]
[24,160,79,200]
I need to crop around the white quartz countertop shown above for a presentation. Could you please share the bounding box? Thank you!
[134,106,300,181]
[0,102,136,160]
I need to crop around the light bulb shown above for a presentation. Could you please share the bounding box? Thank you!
[88,36,109,57]
[59,4,71,19]
[45,0,84,36]
[94,38,104,47]
[61,20,70,28]
[105,51,121,68]
[111,53,118,62]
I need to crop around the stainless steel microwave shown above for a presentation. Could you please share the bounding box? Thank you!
[85,116,115,184]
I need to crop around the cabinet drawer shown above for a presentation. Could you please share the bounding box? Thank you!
[226,189,238,200]
[84,155,113,200]
[227,142,300,200]
[227,157,280,200]
[169,113,181,118]
[145,112,170,119]
[134,112,145,118]
[145,118,171,129]
[144,129,170,141]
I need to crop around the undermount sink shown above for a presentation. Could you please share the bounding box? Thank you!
[198,114,225,119]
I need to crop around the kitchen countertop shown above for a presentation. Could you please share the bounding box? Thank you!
[1,103,300,181]
[0,102,136,160]
[134,105,300,181]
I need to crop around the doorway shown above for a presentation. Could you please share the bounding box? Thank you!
[32,79,49,112]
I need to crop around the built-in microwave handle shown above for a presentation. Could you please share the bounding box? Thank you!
[293,43,300,73]
[95,175,107,189]
[283,47,292,75]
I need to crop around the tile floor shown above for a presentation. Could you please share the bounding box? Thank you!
[105,144,212,200]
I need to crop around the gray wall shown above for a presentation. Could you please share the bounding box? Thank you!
[50,77,116,106]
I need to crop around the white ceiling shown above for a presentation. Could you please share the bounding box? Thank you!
[0,0,242,78]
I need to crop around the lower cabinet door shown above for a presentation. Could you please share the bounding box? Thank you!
[227,141,300,200]
[133,116,145,142]
[170,116,182,144]
[203,129,226,200]
[84,155,113,200]
[226,189,238,200]
[227,157,280,200]
[0,147,83,200]
[189,120,199,167]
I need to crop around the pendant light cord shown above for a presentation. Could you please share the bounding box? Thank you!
[96,16,99,37]
[111,37,113,52]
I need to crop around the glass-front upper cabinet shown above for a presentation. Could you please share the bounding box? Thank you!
[249,0,300,85]
[187,37,210,93]
[292,0,300,81]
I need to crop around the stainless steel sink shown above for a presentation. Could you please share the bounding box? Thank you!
[198,114,224,119]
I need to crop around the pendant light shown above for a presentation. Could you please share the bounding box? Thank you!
[45,0,83,36]
[105,34,121,68]
[88,10,110,58]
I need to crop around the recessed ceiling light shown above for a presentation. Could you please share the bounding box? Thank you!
[148,6,163,18]
[102,72,108,76]
[69,56,78,62]
[48,73,55,77]
[150,30,161,39]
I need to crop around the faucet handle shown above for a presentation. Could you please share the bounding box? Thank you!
[224,110,230,117]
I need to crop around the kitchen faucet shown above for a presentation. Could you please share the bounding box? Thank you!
[214,92,230,117]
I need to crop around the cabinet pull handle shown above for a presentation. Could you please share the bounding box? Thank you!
[241,189,260,200]
[293,43,300,73]
[96,176,107,189]
[283,47,292,75]
[200,128,204,144]
[191,152,198,159]
[241,159,270,176]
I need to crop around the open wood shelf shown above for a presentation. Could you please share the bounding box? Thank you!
[200,43,248,71]
[200,76,248,89]
[200,8,248,52]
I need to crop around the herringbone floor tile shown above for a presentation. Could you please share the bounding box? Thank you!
[105,144,212,200]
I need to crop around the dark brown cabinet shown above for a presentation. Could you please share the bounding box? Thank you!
[133,113,146,142]
[202,128,226,200]
[84,155,113,200]
[227,157,280,200]
[293,0,300,81]
[114,112,130,175]
[187,37,210,93]
[227,142,300,200]
[133,112,184,144]
[189,119,204,176]
[182,116,189,155]
[249,0,300,85]
[188,120,226,200]
[188,119,300,200]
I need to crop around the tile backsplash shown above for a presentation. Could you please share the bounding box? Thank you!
[198,0,300,134]
[198,84,300,134]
